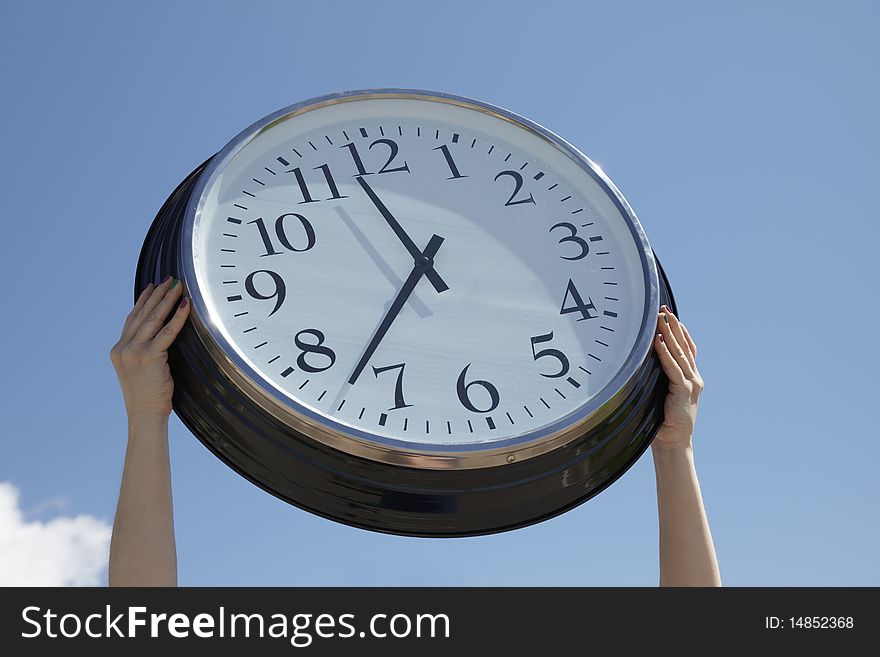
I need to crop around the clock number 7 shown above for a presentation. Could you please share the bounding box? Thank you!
[372,363,413,411]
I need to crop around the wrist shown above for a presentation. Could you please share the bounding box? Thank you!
[127,412,170,435]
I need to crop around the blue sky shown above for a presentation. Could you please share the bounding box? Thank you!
[1,0,877,585]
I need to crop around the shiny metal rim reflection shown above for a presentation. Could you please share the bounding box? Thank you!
[178,89,661,470]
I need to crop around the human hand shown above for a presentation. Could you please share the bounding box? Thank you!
[652,305,704,451]
[110,276,190,421]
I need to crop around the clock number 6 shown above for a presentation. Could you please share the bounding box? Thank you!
[530,332,570,378]
[248,213,316,257]
[456,364,500,413]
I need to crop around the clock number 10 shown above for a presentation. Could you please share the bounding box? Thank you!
[248,213,316,257]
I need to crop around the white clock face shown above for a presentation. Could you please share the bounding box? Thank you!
[188,94,652,456]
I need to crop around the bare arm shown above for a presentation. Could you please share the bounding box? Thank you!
[108,276,190,586]
[651,306,721,587]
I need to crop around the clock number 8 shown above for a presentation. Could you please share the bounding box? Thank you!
[293,329,336,373]
[456,364,500,413]
[248,213,316,257]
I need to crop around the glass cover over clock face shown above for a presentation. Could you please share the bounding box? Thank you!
[186,93,653,459]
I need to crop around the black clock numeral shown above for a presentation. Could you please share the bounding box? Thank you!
[372,362,413,410]
[549,222,590,260]
[293,328,336,373]
[244,270,286,316]
[456,364,500,413]
[248,213,316,257]
[494,170,536,206]
[287,164,348,203]
[530,332,570,378]
[433,144,468,179]
[560,279,598,321]
[341,139,410,176]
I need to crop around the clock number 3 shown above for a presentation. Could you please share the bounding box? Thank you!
[248,213,316,257]
[549,222,590,260]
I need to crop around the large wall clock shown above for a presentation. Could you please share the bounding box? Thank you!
[136,89,677,537]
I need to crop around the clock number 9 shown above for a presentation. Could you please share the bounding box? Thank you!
[456,364,500,413]
[248,213,316,257]
[245,270,286,316]
[530,332,570,378]
[293,329,336,373]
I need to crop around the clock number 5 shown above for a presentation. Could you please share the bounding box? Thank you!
[248,213,316,257]
[494,170,535,207]
[530,332,570,378]
[456,364,500,413]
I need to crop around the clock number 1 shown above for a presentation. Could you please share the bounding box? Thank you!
[248,213,316,257]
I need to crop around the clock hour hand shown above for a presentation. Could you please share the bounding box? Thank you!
[355,176,449,293]
[348,234,445,385]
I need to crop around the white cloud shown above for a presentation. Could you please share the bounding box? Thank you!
[0,481,111,586]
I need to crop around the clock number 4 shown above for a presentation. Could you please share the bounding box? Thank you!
[456,364,500,413]
[494,170,535,206]
[341,139,410,176]
[560,279,598,321]
[530,332,570,378]
[248,213,316,257]
[372,363,413,411]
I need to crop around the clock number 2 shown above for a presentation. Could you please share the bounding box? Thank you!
[248,213,316,257]
[456,364,500,413]
[494,170,536,207]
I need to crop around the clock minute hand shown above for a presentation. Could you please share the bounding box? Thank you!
[348,234,446,385]
[356,176,449,293]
